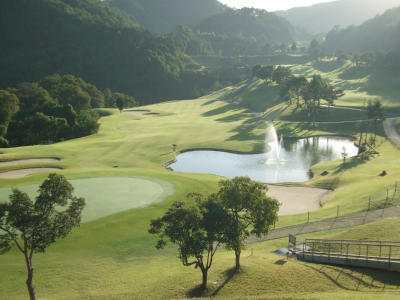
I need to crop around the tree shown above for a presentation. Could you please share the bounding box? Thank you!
[281,75,308,105]
[0,174,85,300]
[309,75,327,108]
[309,39,322,60]
[149,195,231,290]
[217,177,279,270]
[15,83,55,113]
[0,90,19,137]
[366,100,385,144]
[255,65,275,84]
[114,92,137,111]
[252,65,262,78]
[272,66,292,85]
[324,85,344,108]
[116,97,124,113]
[291,42,297,52]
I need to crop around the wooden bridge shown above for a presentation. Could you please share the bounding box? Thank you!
[297,238,400,272]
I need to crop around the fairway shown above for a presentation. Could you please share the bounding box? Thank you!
[0,177,174,222]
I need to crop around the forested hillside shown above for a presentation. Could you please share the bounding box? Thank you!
[196,8,305,44]
[0,0,191,103]
[277,0,400,34]
[107,0,226,33]
[324,6,400,52]
[191,8,308,56]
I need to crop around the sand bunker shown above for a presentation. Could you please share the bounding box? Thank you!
[267,185,330,216]
[0,158,59,167]
[124,110,159,116]
[0,168,62,179]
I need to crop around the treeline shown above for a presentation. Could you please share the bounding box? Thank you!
[324,6,400,53]
[173,8,308,57]
[322,6,400,76]
[107,0,227,33]
[253,65,343,120]
[0,74,136,147]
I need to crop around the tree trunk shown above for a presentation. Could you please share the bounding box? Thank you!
[24,254,36,300]
[358,123,364,155]
[201,268,208,290]
[235,250,241,271]
[27,267,35,300]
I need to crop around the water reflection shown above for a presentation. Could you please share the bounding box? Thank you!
[169,136,358,183]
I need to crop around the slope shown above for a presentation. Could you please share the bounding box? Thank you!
[107,0,226,33]
[0,0,186,104]
[323,6,400,52]
[276,0,400,34]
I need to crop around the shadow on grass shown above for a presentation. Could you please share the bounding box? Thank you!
[202,101,241,117]
[186,285,209,298]
[332,156,369,175]
[217,112,249,123]
[312,60,345,73]
[226,118,266,150]
[276,121,360,138]
[302,262,400,291]
[274,259,288,265]
[185,267,239,298]
[211,267,238,297]
[339,66,370,80]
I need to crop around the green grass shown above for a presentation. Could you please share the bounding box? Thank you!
[264,102,365,122]
[230,79,282,113]
[0,177,174,223]
[0,60,400,298]
[2,209,400,299]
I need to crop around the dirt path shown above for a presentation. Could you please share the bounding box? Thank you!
[267,185,330,216]
[247,206,400,243]
[384,117,400,145]
[0,158,59,167]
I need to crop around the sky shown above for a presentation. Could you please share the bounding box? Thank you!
[217,0,337,11]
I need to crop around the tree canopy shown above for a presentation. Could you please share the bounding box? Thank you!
[149,195,231,290]
[0,74,137,147]
[217,177,280,270]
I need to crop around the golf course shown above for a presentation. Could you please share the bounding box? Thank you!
[1,61,400,298]
[1,0,400,299]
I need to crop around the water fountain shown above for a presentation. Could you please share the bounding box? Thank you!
[264,122,286,165]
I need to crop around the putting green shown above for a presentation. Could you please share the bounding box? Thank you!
[0,177,174,223]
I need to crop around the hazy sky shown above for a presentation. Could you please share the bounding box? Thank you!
[218,0,337,11]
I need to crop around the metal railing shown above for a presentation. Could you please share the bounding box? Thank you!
[301,238,400,265]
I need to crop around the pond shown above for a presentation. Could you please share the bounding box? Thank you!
[168,136,358,183]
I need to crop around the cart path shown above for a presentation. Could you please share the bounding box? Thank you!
[384,117,400,145]
[247,206,400,243]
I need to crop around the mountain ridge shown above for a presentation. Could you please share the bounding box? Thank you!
[276,0,400,34]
